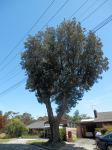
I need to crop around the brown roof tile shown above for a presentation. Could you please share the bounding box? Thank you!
[94,111,112,122]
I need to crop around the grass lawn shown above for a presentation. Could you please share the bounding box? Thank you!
[21,134,39,139]
[0,139,9,143]
[28,140,65,150]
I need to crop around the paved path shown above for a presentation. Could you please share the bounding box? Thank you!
[0,138,96,150]
[7,138,43,144]
[0,139,45,150]
[0,144,45,150]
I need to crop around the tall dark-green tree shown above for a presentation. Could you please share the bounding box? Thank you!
[72,110,81,123]
[21,20,108,143]
[72,110,92,123]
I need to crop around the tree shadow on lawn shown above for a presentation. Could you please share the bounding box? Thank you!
[0,144,42,150]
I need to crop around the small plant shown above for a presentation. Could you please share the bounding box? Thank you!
[6,118,27,137]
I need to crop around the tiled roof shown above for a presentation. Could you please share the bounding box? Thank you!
[27,118,74,129]
[94,112,112,122]
[27,121,45,129]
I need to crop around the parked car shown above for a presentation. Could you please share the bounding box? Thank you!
[96,133,112,150]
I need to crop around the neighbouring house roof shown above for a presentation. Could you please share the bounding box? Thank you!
[94,111,112,122]
[27,118,74,129]
[78,111,112,126]
[27,120,67,129]
[27,121,46,129]
[81,119,94,122]
[79,118,95,125]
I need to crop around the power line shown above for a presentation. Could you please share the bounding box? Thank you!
[0,0,111,98]
[78,0,98,20]
[0,0,69,72]
[0,78,26,97]
[0,64,20,80]
[70,0,89,18]
[0,71,21,85]
[41,0,70,31]
[81,0,109,23]
[0,0,70,97]
[0,53,19,72]
[1,16,111,97]
[0,0,56,67]
[1,0,86,78]
[92,14,112,32]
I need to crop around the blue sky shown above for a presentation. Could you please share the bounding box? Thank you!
[0,0,112,118]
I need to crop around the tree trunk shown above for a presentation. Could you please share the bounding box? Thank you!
[49,118,61,143]
[45,99,61,143]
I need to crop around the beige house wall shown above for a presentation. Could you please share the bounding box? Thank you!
[66,127,77,142]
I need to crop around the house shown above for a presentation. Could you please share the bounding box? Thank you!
[27,119,75,138]
[77,110,112,138]
[27,120,50,137]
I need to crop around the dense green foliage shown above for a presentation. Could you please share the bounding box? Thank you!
[21,20,108,113]
[59,128,66,141]
[72,110,81,123]
[16,112,35,125]
[95,128,107,135]
[72,110,92,123]
[4,111,35,125]
[21,19,109,142]
[96,126,112,135]
[6,118,27,137]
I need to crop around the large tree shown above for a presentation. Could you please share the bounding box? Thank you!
[20,112,34,125]
[21,20,108,143]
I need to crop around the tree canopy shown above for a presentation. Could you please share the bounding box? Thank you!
[21,20,109,143]
[6,118,27,137]
[4,111,35,125]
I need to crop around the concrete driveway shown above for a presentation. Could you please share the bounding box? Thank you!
[61,139,96,150]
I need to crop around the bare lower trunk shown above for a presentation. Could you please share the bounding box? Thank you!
[49,118,61,143]
[45,99,61,143]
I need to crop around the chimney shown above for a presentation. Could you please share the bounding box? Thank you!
[94,110,97,118]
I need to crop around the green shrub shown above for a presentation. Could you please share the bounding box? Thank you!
[105,126,112,134]
[37,131,45,138]
[6,118,28,138]
[59,127,66,141]
[95,126,112,135]
[95,128,107,135]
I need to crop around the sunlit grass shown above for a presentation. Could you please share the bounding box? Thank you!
[0,139,9,143]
